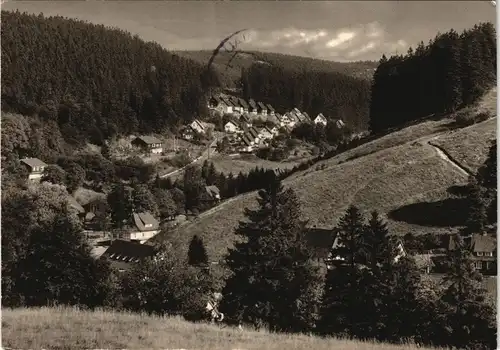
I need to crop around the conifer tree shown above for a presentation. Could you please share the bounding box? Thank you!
[188,235,209,267]
[14,211,116,307]
[107,183,133,229]
[439,234,496,349]
[363,211,393,269]
[220,176,322,332]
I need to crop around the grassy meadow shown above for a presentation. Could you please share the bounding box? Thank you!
[2,307,445,350]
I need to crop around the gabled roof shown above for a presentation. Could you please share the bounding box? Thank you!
[293,107,301,114]
[240,114,251,123]
[248,99,257,109]
[134,135,162,144]
[257,101,267,110]
[248,127,259,139]
[230,96,241,107]
[259,127,273,135]
[335,119,346,128]
[206,185,220,198]
[191,119,205,131]
[239,98,249,109]
[101,239,158,263]
[225,120,239,128]
[133,212,160,232]
[20,157,47,168]
[266,104,275,112]
[316,113,326,120]
[241,134,253,146]
[449,234,497,253]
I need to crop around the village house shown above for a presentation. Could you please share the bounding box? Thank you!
[131,136,163,154]
[100,239,159,272]
[208,96,222,109]
[276,113,289,127]
[201,185,221,206]
[224,120,240,134]
[239,114,253,128]
[230,96,243,114]
[258,127,274,140]
[20,157,47,181]
[82,196,108,229]
[247,126,261,144]
[119,212,160,243]
[190,119,206,134]
[248,99,258,115]
[181,126,195,140]
[239,98,249,114]
[314,113,328,126]
[257,101,268,116]
[334,118,346,129]
[285,112,298,128]
[239,134,254,153]
[302,111,311,123]
[447,233,497,275]
[268,125,280,136]
[266,103,275,116]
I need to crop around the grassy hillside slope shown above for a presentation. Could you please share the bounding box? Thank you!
[2,307,442,350]
[175,50,378,87]
[153,89,496,264]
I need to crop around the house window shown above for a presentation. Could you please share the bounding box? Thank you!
[474,261,483,270]
[485,252,493,257]
[486,262,491,270]
[477,252,483,256]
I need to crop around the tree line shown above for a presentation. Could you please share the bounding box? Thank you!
[369,22,496,134]
[240,64,371,131]
[2,173,495,350]
[1,10,220,146]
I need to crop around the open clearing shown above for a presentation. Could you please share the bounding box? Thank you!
[153,89,496,268]
[2,307,442,350]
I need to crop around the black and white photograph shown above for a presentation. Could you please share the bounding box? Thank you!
[0,1,497,349]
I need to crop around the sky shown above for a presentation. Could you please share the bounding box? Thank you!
[2,1,497,62]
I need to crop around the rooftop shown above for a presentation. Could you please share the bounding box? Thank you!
[134,135,162,145]
[133,212,160,232]
[20,157,47,168]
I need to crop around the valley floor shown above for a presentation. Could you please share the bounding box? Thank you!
[2,307,443,350]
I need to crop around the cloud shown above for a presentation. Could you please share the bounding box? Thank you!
[242,21,408,61]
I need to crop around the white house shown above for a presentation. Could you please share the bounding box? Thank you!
[257,102,268,116]
[20,158,48,182]
[120,212,160,244]
[314,113,328,126]
[266,104,275,116]
[334,119,346,129]
[190,119,206,134]
[224,121,240,134]
[258,127,274,140]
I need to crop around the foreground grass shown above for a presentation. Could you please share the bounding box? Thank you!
[2,307,442,350]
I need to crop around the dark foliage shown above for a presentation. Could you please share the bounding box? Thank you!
[369,23,496,133]
[188,235,209,267]
[1,10,220,143]
[240,64,371,130]
[220,177,322,332]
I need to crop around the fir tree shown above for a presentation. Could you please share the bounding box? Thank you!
[363,211,393,269]
[220,177,322,332]
[14,211,116,307]
[188,235,209,267]
[107,183,133,229]
[439,234,496,349]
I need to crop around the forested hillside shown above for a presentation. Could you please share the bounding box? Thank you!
[240,65,372,130]
[1,10,219,144]
[369,22,496,133]
[176,50,378,86]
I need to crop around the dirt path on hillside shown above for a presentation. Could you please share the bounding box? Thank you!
[427,141,471,178]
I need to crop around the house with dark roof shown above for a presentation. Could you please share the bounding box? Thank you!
[239,134,254,153]
[230,96,243,114]
[248,127,260,143]
[20,158,48,181]
[119,212,160,243]
[448,234,497,275]
[131,136,163,154]
[248,99,258,115]
[101,239,159,272]
[258,127,274,141]
[190,119,206,134]
[239,98,249,113]
[239,114,252,128]
[201,185,221,206]
[266,104,275,116]
[257,102,268,116]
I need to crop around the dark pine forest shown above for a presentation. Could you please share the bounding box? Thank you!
[1,10,220,144]
[241,65,372,131]
[369,23,496,134]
